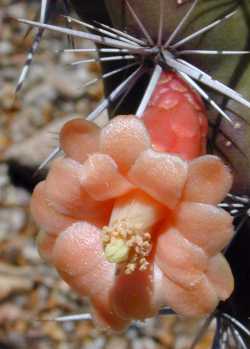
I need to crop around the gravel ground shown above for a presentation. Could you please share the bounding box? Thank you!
[0,1,216,348]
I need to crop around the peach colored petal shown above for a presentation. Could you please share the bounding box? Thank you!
[156,228,208,289]
[206,254,234,301]
[110,263,157,320]
[52,222,128,331]
[36,230,56,263]
[183,155,233,204]
[174,202,234,255]
[100,115,151,173]
[45,158,113,226]
[81,153,134,201]
[59,118,100,163]
[128,149,188,209]
[158,269,218,316]
[30,181,76,233]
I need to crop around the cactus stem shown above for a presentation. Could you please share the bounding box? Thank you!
[157,0,164,46]
[164,0,199,48]
[125,0,154,45]
[171,9,238,49]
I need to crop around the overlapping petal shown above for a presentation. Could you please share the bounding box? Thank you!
[156,228,208,288]
[174,202,234,256]
[128,149,188,209]
[80,153,134,201]
[45,158,113,224]
[100,115,151,173]
[183,155,233,204]
[158,271,219,316]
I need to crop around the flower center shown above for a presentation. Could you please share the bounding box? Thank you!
[102,219,152,274]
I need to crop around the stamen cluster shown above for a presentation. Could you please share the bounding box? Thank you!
[103,219,152,274]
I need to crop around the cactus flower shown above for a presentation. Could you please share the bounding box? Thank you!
[31,114,234,331]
